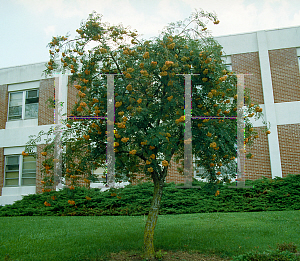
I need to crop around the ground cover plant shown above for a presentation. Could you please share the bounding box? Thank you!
[0,174,299,217]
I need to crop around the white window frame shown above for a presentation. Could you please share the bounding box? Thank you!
[4,155,23,187]
[7,88,39,121]
[4,154,36,187]
[221,55,232,71]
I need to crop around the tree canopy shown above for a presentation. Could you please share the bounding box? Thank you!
[24,9,270,192]
[24,10,270,259]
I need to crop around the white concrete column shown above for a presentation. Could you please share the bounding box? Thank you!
[106,75,115,188]
[256,31,282,178]
[54,74,69,190]
[184,74,192,187]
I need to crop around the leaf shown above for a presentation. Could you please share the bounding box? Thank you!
[203,183,219,195]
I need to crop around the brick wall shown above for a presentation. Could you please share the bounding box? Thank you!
[36,143,90,193]
[64,63,298,186]
[64,175,90,188]
[65,79,188,186]
[36,144,46,194]
[165,155,185,184]
[0,148,4,196]
[129,153,185,186]
[244,127,272,180]
[38,78,54,125]
[269,48,300,103]
[67,78,79,116]
[277,123,300,177]
[231,52,264,105]
[231,52,273,181]
[0,85,8,129]
[120,158,150,186]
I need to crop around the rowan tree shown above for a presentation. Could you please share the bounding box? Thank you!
[24,10,270,260]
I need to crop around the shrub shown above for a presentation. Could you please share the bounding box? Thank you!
[0,174,300,217]
[277,242,298,253]
[232,249,300,261]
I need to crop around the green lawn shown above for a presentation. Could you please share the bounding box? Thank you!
[1,210,300,260]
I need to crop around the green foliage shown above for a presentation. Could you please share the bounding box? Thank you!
[0,174,299,217]
[155,249,168,260]
[25,10,271,194]
[277,242,298,254]
[232,249,300,261]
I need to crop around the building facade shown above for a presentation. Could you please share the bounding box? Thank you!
[216,26,300,182]
[0,26,300,205]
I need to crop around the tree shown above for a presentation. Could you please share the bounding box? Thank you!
[24,10,270,260]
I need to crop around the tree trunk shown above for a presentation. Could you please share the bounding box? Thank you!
[143,178,164,260]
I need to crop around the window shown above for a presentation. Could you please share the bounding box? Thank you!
[8,89,39,121]
[225,64,232,71]
[221,56,232,71]
[22,155,37,186]
[92,167,106,183]
[4,155,36,187]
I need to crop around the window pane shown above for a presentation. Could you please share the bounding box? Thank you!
[23,156,35,162]
[23,157,36,169]
[26,90,39,99]
[9,92,23,119]
[9,92,23,106]
[22,178,36,186]
[23,168,36,173]
[22,156,36,186]
[23,161,36,170]
[26,90,39,104]
[7,156,19,164]
[26,97,39,104]
[8,106,22,120]
[5,179,19,186]
[5,156,20,186]
[6,172,19,178]
[25,103,38,119]
[6,156,19,165]
[6,165,19,171]
[22,172,36,177]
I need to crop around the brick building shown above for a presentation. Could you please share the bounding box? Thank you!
[0,26,300,205]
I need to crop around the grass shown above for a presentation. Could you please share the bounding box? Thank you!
[1,174,299,260]
[1,210,300,260]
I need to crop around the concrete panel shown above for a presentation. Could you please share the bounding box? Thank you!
[8,81,40,92]
[0,195,23,206]
[0,62,50,85]
[215,32,258,55]
[0,186,36,205]
[215,26,300,55]
[6,119,38,129]
[275,101,300,126]
[257,30,282,179]
[266,26,300,51]
[0,124,55,148]
[2,186,36,196]
[5,147,24,155]
[4,146,37,155]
